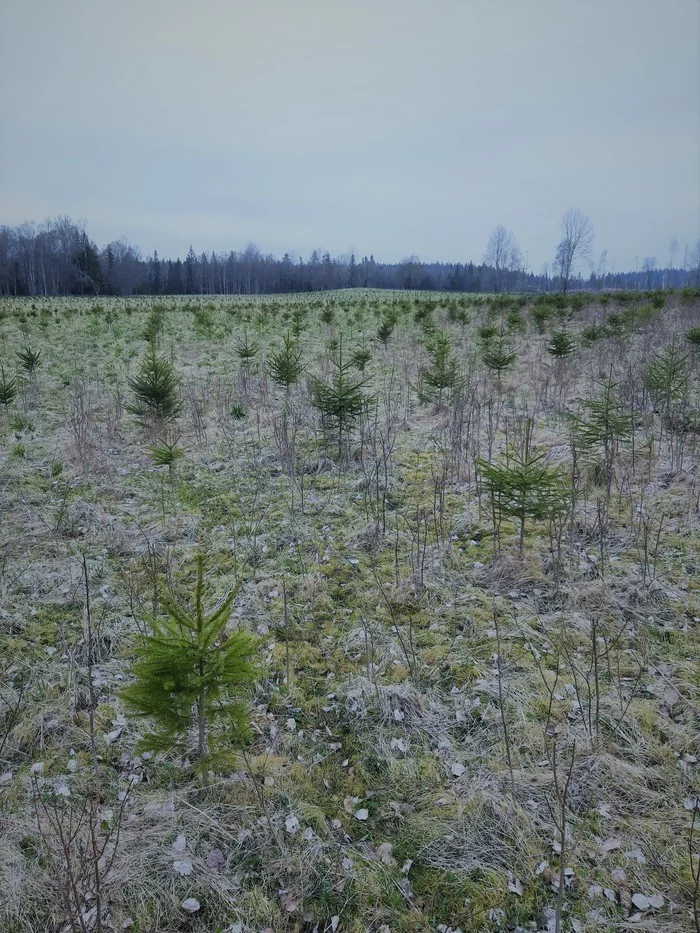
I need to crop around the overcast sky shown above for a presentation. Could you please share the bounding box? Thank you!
[1,0,699,272]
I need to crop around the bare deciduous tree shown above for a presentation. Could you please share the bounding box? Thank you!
[554,208,594,294]
[483,225,522,292]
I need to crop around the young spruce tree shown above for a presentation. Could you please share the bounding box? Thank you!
[310,336,373,460]
[127,343,183,426]
[479,419,568,557]
[120,556,257,769]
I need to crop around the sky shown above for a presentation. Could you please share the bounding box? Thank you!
[1,0,699,273]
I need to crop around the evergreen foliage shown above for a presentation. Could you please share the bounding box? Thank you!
[148,437,184,471]
[267,332,305,390]
[377,309,399,345]
[547,329,577,358]
[570,378,632,499]
[479,419,568,556]
[291,306,307,338]
[646,345,689,418]
[142,306,165,344]
[235,332,260,364]
[16,346,41,375]
[684,327,700,349]
[127,344,183,424]
[309,338,373,459]
[419,330,461,406]
[480,326,517,380]
[350,339,372,372]
[120,556,257,766]
[581,323,606,346]
[0,366,17,408]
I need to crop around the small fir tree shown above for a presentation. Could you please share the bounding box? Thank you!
[547,329,577,358]
[120,556,257,768]
[127,344,183,426]
[0,366,17,410]
[481,326,517,383]
[16,346,41,376]
[569,377,632,509]
[645,345,689,421]
[235,331,260,365]
[377,309,399,346]
[685,326,700,350]
[309,337,373,459]
[350,337,372,372]
[419,330,460,407]
[267,332,305,391]
[479,419,568,557]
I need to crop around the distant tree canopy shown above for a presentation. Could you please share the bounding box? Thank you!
[0,215,697,297]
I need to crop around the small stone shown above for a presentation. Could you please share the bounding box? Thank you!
[181,897,200,912]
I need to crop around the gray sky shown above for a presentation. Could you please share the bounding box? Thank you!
[1,0,699,272]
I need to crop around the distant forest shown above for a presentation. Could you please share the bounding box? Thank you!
[1,216,699,297]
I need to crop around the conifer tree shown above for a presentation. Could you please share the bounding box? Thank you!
[0,366,17,410]
[16,346,41,377]
[267,332,305,391]
[569,376,632,513]
[547,329,577,358]
[350,337,372,373]
[481,327,517,383]
[127,344,183,426]
[419,330,460,407]
[479,419,568,556]
[645,345,689,422]
[235,331,260,365]
[309,337,373,459]
[120,556,257,767]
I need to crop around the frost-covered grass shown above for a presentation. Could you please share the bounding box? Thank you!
[0,288,699,932]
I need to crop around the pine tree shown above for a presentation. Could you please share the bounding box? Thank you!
[120,556,257,767]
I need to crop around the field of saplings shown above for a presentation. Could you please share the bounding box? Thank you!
[1,287,700,932]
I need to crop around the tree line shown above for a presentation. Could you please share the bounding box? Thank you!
[1,213,698,297]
